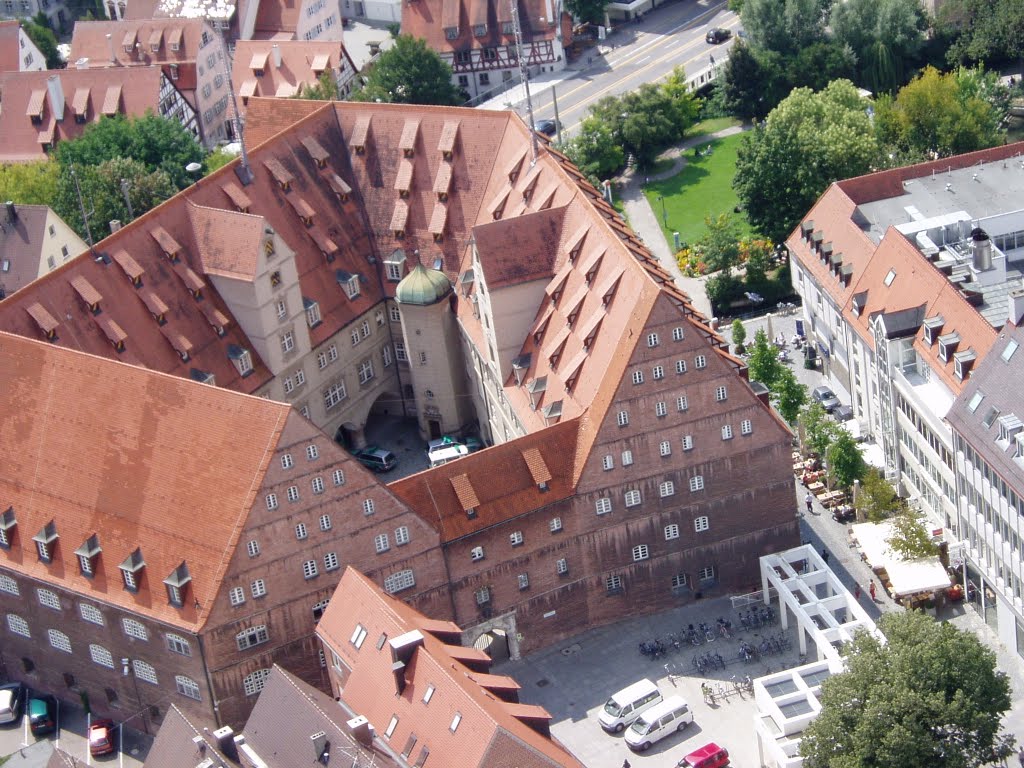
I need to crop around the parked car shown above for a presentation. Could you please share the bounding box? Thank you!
[625,695,692,751]
[811,385,841,413]
[352,446,398,473]
[427,436,463,452]
[706,28,731,44]
[678,742,730,768]
[88,718,117,756]
[28,694,57,736]
[0,683,26,725]
[832,404,854,422]
[535,119,562,136]
[464,436,484,453]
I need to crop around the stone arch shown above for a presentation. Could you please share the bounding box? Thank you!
[462,611,520,661]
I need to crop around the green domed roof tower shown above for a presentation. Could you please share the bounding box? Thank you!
[395,265,452,306]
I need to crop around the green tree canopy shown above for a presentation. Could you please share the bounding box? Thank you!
[696,213,742,273]
[747,329,785,388]
[54,113,203,191]
[826,430,866,488]
[772,367,808,425]
[875,66,1004,158]
[801,401,841,458]
[734,80,878,242]
[564,0,606,24]
[800,611,1013,768]
[730,319,747,352]
[20,15,62,69]
[295,69,340,100]
[829,0,927,93]
[886,511,940,559]
[564,118,625,186]
[741,0,829,56]
[856,468,900,522]
[0,160,59,206]
[353,36,463,106]
[938,0,1024,68]
[53,157,177,244]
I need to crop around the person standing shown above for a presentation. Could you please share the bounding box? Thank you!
[821,548,830,565]
[854,584,861,601]
[869,581,877,602]
[805,492,814,515]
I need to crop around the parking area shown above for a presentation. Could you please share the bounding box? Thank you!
[498,594,810,768]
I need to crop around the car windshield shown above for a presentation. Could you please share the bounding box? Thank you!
[0,691,12,708]
[90,729,109,743]
[629,717,653,735]
[603,699,623,717]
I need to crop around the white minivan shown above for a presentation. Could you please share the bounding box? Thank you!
[427,443,469,467]
[624,695,693,751]
[598,679,663,733]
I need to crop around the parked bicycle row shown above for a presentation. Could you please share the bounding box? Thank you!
[736,632,792,664]
[735,605,777,631]
[637,618,740,659]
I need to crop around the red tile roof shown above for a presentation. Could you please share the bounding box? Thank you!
[69,19,211,68]
[318,567,585,768]
[0,330,290,631]
[0,67,162,162]
[232,40,352,109]
[403,0,562,52]
[0,20,25,74]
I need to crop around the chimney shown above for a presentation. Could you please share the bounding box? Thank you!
[346,715,374,747]
[109,220,122,233]
[5,201,16,222]
[46,75,65,121]
[106,33,116,63]
[1009,288,1024,327]
[75,57,90,69]
[272,44,281,68]
[212,726,239,762]
[972,227,992,272]
[388,630,424,694]
[310,731,330,763]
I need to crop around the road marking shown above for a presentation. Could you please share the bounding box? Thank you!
[634,55,651,64]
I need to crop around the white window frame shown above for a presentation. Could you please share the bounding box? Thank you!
[715,386,728,402]
[652,365,664,380]
[655,401,667,417]
[695,516,710,532]
[624,489,642,507]
[90,643,113,667]
[722,424,733,440]
[647,332,659,347]
[251,579,267,598]
[375,533,391,553]
[319,513,332,531]
[676,359,687,374]
[295,522,308,540]
[664,523,680,540]
[510,531,524,546]
[689,475,705,492]
[303,559,319,579]
[166,634,191,656]
[632,544,649,561]
[695,355,707,369]
[660,440,672,457]
[596,497,612,515]
[741,419,753,435]
[602,455,614,470]
[659,480,675,497]
[79,603,104,625]
[229,587,246,606]
[395,526,410,545]
[682,435,694,451]
[383,569,415,594]
[622,450,634,466]
[324,552,340,571]
[617,410,629,426]
[176,675,201,700]
[672,326,684,341]
[123,618,148,641]
[632,370,644,385]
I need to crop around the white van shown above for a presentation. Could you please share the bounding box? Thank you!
[624,695,693,751]
[427,443,469,467]
[598,679,663,733]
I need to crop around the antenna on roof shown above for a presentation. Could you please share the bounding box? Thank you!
[219,31,254,186]
[69,164,96,250]
[510,0,540,165]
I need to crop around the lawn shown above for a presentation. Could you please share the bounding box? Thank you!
[644,131,751,248]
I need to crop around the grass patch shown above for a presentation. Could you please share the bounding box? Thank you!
[644,156,677,176]
[645,131,751,247]
[689,116,742,137]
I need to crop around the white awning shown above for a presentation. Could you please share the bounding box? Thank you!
[851,521,951,597]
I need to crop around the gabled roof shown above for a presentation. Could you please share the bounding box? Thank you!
[472,207,565,289]
[186,201,266,280]
[0,331,290,631]
[402,0,562,52]
[0,67,162,162]
[0,20,32,74]
[318,568,585,768]
[231,40,354,117]
[0,205,85,295]
[69,19,211,67]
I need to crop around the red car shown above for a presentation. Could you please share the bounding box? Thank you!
[88,719,116,756]
[678,742,729,768]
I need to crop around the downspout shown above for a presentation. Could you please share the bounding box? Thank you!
[196,632,222,728]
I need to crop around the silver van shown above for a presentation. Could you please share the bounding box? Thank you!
[598,679,663,733]
[625,695,692,751]
[427,443,469,468]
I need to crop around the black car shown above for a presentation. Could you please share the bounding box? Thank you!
[706,28,732,44]
[535,119,561,137]
[28,694,57,736]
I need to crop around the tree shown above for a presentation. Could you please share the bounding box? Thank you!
[20,15,62,69]
[55,113,203,191]
[734,80,878,242]
[565,0,606,24]
[696,213,741,273]
[856,468,900,522]
[730,319,747,353]
[801,401,840,458]
[741,0,829,57]
[887,511,939,559]
[938,0,1024,69]
[747,329,785,388]
[564,117,625,185]
[786,41,858,93]
[204,147,236,175]
[875,66,1004,158]
[352,36,463,106]
[830,0,927,93]
[0,160,59,206]
[295,70,340,100]
[800,611,1013,768]
[826,430,866,488]
[772,367,808,425]
[53,157,176,242]
[721,42,785,120]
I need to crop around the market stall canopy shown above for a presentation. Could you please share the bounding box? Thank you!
[851,520,951,598]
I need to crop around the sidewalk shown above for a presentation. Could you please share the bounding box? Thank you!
[618,125,747,320]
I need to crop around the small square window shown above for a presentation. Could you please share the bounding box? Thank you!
[324,552,339,570]
[699,566,715,582]
[595,497,612,515]
[689,475,705,492]
[659,480,675,497]
[694,516,710,532]
[602,455,614,470]
[624,489,641,507]
[303,559,319,579]
[664,524,680,540]
[695,355,707,369]
[556,558,568,574]
[510,531,524,546]
[229,587,245,606]
[470,546,485,561]
[659,440,671,457]
[606,575,623,592]
[741,419,753,435]
[622,450,634,466]
[632,544,649,561]
[721,424,733,440]
[549,517,562,532]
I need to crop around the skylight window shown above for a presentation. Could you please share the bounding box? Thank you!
[968,391,984,413]
[883,269,896,287]
[450,713,462,732]
[1002,339,1019,363]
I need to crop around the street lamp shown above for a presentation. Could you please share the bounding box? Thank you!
[657,195,667,227]
[121,658,150,735]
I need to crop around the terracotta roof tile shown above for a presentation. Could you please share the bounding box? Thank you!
[318,568,585,768]
[70,19,212,69]
[0,331,290,630]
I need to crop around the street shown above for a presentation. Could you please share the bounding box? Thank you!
[481,0,740,134]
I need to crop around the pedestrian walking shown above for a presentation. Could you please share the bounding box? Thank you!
[869,581,877,602]
[1017,745,1024,767]
[854,584,861,601]
[821,548,830,565]
[805,492,814,515]
[622,760,632,768]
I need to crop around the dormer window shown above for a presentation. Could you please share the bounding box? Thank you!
[445,26,458,39]
[340,273,361,300]
[998,414,1023,444]
[385,250,406,281]
[923,316,944,345]
[938,332,960,362]
[120,548,145,592]
[473,23,486,36]
[163,562,191,607]
[304,297,322,328]
[74,534,102,577]
[0,507,16,549]
[33,521,58,563]
[953,349,976,380]
[229,345,254,377]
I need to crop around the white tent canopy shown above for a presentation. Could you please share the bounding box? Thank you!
[851,520,951,597]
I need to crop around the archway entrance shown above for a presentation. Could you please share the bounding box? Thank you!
[473,629,511,662]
